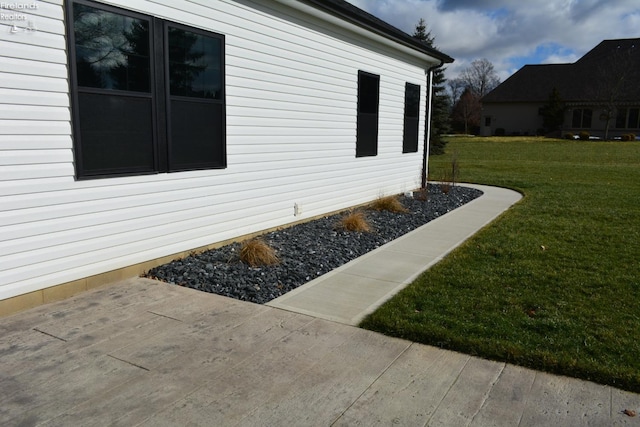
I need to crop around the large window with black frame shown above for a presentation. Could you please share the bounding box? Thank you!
[67,0,226,179]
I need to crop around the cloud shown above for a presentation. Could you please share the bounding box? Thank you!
[347,0,640,81]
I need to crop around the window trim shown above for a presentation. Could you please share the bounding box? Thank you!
[66,0,226,180]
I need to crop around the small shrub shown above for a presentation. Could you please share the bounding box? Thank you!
[414,187,429,201]
[579,131,590,140]
[440,179,452,194]
[622,133,637,141]
[564,133,575,140]
[336,211,371,232]
[239,239,279,267]
[370,195,409,213]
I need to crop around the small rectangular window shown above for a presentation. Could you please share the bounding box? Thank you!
[571,109,592,128]
[356,71,379,157]
[616,108,627,128]
[402,83,420,153]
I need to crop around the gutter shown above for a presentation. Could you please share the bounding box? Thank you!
[272,0,454,66]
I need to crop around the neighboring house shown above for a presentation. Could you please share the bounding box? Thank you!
[481,38,640,138]
[0,0,453,311]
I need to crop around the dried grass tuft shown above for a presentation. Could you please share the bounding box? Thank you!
[336,211,371,232]
[370,195,409,213]
[239,239,279,267]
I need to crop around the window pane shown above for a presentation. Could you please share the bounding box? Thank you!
[405,83,420,118]
[356,71,379,157]
[616,108,627,128]
[358,72,379,114]
[572,110,582,128]
[78,92,155,174]
[629,108,639,128]
[583,109,592,128]
[169,100,225,169]
[169,27,222,99]
[73,4,150,92]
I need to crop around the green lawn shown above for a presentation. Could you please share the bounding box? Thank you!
[360,136,640,392]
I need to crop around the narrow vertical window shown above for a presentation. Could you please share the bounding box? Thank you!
[628,108,639,129]
[70,3,155,176]
[582,109,592,128]
[356,71,379,157]
[402,83,420,153]
[166,24,225,171]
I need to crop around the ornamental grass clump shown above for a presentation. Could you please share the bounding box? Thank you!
[239,239,279,267]
[336,211,371,232]
[370,195,409,213]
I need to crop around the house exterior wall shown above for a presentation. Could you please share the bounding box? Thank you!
[480,103,543,136]
[0,0,438,300]
[565,105,640,139]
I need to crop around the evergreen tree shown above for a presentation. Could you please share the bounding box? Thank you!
[412,19,450,156]
[540,87,565,134]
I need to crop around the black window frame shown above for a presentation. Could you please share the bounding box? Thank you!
[66,0,226,180]
[356,70,380,157]
[402,82,420,153]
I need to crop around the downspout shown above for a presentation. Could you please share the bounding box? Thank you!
[421,60,445,189]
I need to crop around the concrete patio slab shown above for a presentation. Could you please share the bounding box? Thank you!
[1,277,638,426]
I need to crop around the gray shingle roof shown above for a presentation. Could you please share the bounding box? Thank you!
[482,38,640,104]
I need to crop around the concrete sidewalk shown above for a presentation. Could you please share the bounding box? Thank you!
[1,184,639,426]
[268,184,522,325]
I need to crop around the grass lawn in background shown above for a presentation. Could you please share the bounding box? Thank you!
[360,136,640,392]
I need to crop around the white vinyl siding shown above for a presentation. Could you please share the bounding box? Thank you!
[0,0,434,300]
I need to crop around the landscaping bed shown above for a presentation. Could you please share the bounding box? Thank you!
[146,184,482,304]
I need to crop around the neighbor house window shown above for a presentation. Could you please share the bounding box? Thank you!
[67,0,225,179]
[571,108,592,128]
[616,108,640,129]
[402,83,420,153]
[356,71,380,157]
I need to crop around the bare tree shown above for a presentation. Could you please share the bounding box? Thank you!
[447,77,466,109]
[589,43,638,139]
[459,58,500,98]
[451,88,481,134]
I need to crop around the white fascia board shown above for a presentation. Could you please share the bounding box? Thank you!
[272,0,442,68]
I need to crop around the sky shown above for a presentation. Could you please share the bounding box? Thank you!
[347,0,640,83]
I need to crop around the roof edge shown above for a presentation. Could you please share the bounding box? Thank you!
[296,0,454,64]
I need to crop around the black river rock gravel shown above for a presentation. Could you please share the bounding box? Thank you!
[146,184,483,304]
